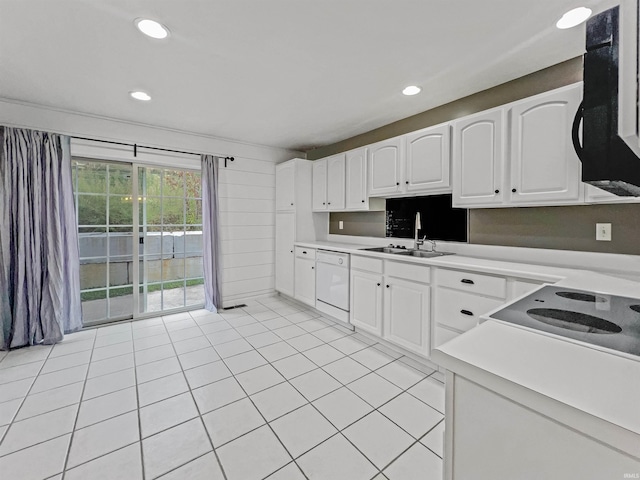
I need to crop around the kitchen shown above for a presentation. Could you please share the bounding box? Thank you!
[1,1,640,479]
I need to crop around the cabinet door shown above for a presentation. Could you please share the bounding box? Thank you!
[509,84,583,204]
[404,123,451,193]
[276,161,295,211]
[452,108,505,207]
[350,270,383,336]
[312,159,328,211]
[368,137,402,196]
[384,277,430,357]
[345,147,368,209]
[294,257,316,307]
[326,153,346,210]
[275,212,295,297]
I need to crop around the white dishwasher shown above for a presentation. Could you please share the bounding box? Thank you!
[315,250,351,325]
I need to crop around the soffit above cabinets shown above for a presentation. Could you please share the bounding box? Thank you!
[0,0,618,151]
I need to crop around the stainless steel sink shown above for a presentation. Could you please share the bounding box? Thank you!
[359,247,408,254]
[396,250,455,258]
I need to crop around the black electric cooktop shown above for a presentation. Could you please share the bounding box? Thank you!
[489,285,640,357]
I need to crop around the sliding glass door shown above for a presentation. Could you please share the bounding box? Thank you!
[72,158,204,325]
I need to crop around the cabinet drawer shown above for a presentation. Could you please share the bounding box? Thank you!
[295,247,316,259]
[351,255,383,274]
[385,261,431,284]
[434,325,461,348]
[436,288,505,332]
[437,269,506,298]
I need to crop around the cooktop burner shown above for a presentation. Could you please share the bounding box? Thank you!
[490,286,640,357]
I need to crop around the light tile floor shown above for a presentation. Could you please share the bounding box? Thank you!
[0,295,445,480]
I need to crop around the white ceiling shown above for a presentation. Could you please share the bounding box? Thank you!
[0,0,618,151]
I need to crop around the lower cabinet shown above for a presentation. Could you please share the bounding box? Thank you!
[350,257,431,358]
[350,270,384,336]
[294,257,316,307]
[384,277,431,357]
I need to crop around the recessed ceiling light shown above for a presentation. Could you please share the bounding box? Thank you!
[402,86,422,96]
[130,91,151,101]
[556,7,592,29]
[135,18,169,39]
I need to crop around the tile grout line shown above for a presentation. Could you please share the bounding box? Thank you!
[0,341,73,447]
[60,328,99,479]
[160,310,230,480]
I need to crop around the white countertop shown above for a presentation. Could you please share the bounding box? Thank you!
[296,239,640,450]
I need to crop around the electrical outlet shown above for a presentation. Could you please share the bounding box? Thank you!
[596,223,612,241]
[339,220,344,230]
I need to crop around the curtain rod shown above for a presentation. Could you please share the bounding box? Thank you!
[71,136,235,165]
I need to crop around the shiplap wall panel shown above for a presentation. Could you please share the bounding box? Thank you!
[218,156,279,307]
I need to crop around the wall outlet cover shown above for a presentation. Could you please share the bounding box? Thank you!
[339,220,344,230]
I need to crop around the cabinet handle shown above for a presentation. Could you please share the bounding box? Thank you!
[290,250,293,253]
[396,182,400,186]
[461,309,474,316]
[328,202,331,205]
[361,200,365,203]
[461,279,474,285]
[377,283,381,286]
[302,251,307,254]
[405,181,409,184]
[386,285,390,288]
[291,202,294,205]
[322,202,325,205]
[511,188,516,193]
[311,266,314,270]
[494,189,500,194]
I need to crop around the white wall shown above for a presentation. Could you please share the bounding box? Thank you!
[2,98,303,309]
[218,157,277,306]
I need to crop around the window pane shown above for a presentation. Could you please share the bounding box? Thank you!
[186,279,205,307]
[140,168,162,196]
[163,170,185,197]
[142,284,162,313]
[80,262,107,289]
[185,171,201,198]
[77,194,106,225]
[75,162,107,194]
[141,196,162,225]
[108,164,133,195]
[162,198,185,225]
[186,199,202,225]
[163,282,185,310]
[109,195,133,225]
[81,289,107,324]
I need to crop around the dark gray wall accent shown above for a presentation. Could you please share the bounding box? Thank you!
[329,211,386,237]
[308,57,582,160]
[470,204,640,255]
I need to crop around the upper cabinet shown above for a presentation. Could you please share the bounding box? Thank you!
[311,159,328,211]
[404,123,451,193]
[275,161,296,211]
[452,107,505,207]
[368,137,403,196]
[327,154,346,210]
[453,83,585,208]
[508,85,583,205]
[345,147,368,209]
[367,123,452,198]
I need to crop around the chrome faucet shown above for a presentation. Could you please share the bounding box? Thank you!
[414,212,423,250]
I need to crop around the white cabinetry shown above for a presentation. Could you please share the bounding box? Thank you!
[433,269,506,348]
[368,137,403,196]
[508,85,583,204]
[311,159,327,211]
[445,374,640,479]
[345,147,368,209]
[327,154,346,210]
[350,256,431,358]
[275,161,296,211]
[404,123,451,193]
[452,83,585,208]
[275,212,295,296]
[384,276,430,357]
[275,159,321,298]
[452,107,505,207]
[294,247,316,307]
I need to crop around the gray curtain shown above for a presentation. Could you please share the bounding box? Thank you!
[202,155,222,311]
[0,126,83,350]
